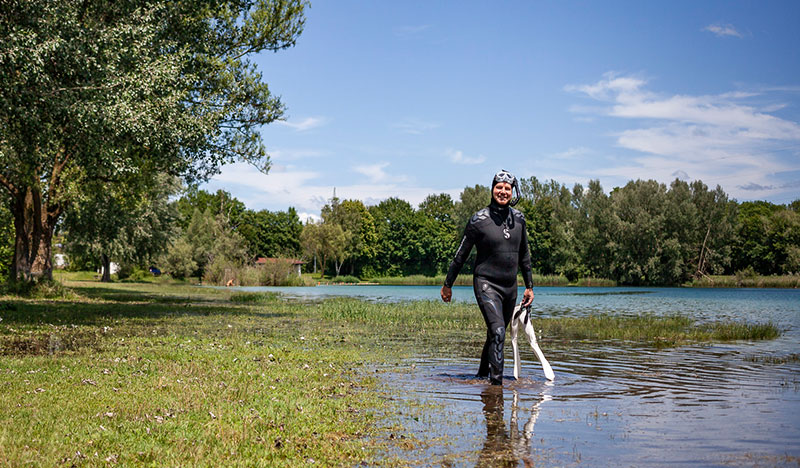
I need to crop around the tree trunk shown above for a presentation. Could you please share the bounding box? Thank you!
[11,186,57,282]
[318,253,326,279]
[101,253,112,282]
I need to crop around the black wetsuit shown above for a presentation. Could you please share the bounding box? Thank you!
[444,201,533,384]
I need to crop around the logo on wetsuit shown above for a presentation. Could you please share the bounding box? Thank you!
[503,226,510,239]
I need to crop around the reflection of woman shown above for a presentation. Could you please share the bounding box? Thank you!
[477,387,545,468]
[441,170,533,385]
[477,386,513,467]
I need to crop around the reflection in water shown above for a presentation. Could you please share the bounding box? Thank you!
[477,386,552,468]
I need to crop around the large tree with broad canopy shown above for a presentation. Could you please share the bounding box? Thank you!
[0,0,306,282]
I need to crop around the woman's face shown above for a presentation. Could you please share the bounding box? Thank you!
[492,182,513,206]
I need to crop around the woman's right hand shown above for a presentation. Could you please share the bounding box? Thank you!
[440,285,452,303]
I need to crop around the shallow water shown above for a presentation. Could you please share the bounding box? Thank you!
[240,285,800,466]
[380,343,800,467]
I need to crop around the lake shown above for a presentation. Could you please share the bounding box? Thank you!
[237,285,800,466]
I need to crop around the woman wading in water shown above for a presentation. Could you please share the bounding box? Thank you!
[440,170,534,385]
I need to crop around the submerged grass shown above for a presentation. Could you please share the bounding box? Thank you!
[318,298,781,347]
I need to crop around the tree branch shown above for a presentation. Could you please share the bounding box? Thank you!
[0,172,18,197]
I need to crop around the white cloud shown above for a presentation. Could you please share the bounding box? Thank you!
[203,162,460,216]
[275,116,327,132]
[704,23,744,38]
[354,162,392,182]
[566,73,800,200]
[446,148,486,165]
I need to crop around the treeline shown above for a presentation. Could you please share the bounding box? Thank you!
[1,177,796,286]
[303,177,799,286]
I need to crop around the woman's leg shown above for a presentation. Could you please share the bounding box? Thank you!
[474,278,515,384]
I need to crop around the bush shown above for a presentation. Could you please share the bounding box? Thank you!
[120,267,155,283]
[203,256,238,285]
[331,275,360,284]
[159,238,197,280]
[115,263,135,280]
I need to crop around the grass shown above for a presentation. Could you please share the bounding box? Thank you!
[0,275,784,466]
[317,298,780,347]
[688,274,800,288]
[365,273,593,287]
[0,281,389,467]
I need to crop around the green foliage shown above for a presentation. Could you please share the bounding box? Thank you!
[318,197,377,276]
[300,221,347,279]
[368,198,427,276]
[174,188,248,230]
[238,207,303,258]
[0,0,307,281]
[159,237,197,280]
[733,201,800,274]
[62,174,179,281]
[417,193,459,276]
[330,275,361,283]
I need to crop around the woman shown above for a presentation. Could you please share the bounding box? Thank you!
[440,170,534,385]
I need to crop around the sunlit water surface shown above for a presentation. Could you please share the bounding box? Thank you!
[240,285,800,466]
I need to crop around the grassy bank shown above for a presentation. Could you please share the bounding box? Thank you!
[0,278,782,466]
[688,274,800,288]
[366,274,615,287]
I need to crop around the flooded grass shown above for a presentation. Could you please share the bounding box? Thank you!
[318,298,781,346]
[744,353,800,364]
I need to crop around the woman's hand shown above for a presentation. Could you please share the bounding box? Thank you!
[440,285,452,303]
[522,287,534,307]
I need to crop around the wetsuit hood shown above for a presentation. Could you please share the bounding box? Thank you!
[491,169,521,206]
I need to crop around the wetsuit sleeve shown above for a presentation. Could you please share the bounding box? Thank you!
[444,222,476,288]
[519,217,533,288]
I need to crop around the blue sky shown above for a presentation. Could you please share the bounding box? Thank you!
[201,1,800,220]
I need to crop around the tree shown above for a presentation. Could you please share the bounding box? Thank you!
[574,179,615,279]
[0,0,306,282]
[237,208,302,259]
[174,188,247,230]
[687,181,737,278]
[418,193,458,275]
[454,184,491,231]
[320,197,377,276]
[300,221,347,279]
[608,180,672,285]
[62,174,179,281]
[732,201,783,274]
[368,198,427,276]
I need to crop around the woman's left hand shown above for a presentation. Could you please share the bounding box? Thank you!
[522,288,534,307]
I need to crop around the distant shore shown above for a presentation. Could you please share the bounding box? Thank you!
[319,273,800,289]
